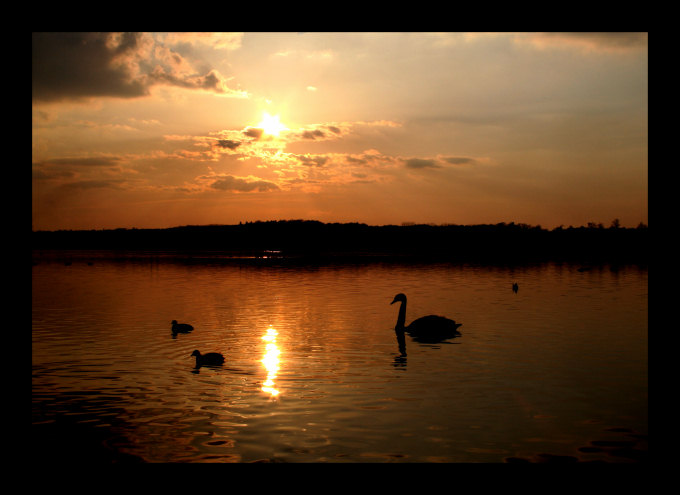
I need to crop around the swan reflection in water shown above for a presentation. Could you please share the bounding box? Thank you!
[261,326,281,397]
[393,329,408,367]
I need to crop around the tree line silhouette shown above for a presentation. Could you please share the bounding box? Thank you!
[32,219,647,263]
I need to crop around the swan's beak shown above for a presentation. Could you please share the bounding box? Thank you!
[390,297,397,305]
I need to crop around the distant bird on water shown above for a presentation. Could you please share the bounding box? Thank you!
[512,283,518,293]
[391,293,461,340]
[191,350,225,368]
[171,320,194,335]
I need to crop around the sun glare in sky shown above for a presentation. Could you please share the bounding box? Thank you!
[257,112,287,137]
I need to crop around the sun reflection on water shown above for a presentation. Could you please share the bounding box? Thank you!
[261,326,280,397]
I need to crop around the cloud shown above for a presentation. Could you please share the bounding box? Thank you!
[32,32,247,103]
[243,127,264,140]
[301,129,326,140]
[209,175,280,192]
[345,156,367,165]
[34,156,122,167]
[215,139,241,150]
[403,156,480,169]
[440,156,476,165]
[297,155,329,167]
[59,179,128,190]
[404,158,440,169]
[202,120,395,160]
[148,66,245,97]
[32,168,75,180]
[271,49,334,63]
[162,32,243,51]
[286,123,351,143]
[32,33,149,102]
[519,32,648,53]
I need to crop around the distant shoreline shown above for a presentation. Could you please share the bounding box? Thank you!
[32,220,648,265]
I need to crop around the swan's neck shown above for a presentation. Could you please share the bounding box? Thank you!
[395,300,407,331]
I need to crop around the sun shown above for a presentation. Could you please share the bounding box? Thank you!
[257,112,288,137]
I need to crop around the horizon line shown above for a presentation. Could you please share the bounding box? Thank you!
[32,218,648,233]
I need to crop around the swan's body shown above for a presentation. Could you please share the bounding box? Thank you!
[191,350,225,367]
[172,320,194,334]
[391,293,461,339]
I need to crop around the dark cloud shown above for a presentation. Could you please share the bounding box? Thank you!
[441,156,475,165]
[543,32,648,51]
[60,179,127,190]
[404,158,439,169]
[34,156,122,167]
[148,67,229,94]
[32,32,241,103]
[32,33,150,102]
[243,127,264,140]
[293,125,346,141]
[345,156,367,165]
[298,155,328,167]
[302,129,325,140]
[215,139,241,150]
[210,175,279,192]
[32,168,75,180]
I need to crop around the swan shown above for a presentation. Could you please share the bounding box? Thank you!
[390,293,461,339]
[512,283,518,293]
[191,350,225,367]
[171,320,194,334]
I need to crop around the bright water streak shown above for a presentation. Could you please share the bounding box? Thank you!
[32,257,647,462]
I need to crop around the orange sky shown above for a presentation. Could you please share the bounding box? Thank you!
[32,32,648,230]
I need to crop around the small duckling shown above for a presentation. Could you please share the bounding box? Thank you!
[191,350,225,368]
[172,320,194,334]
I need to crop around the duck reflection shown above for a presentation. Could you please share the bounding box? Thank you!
[261,326,281,397]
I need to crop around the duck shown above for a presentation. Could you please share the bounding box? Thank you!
[512,282,518,293]
[191,350,225,368]
[171,320,194,334]
[390,293,461,340]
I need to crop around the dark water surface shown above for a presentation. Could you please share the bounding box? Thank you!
[32,254,647,463]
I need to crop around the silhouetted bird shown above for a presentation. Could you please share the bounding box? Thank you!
[191,350,225,367]
[391,293,461,340]
[512,283,518,293]
[171,320,194,334]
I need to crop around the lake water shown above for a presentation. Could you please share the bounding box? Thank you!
[32,253,648,463]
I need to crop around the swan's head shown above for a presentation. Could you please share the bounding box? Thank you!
[191,350,201,357]
[391,293,407,305]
